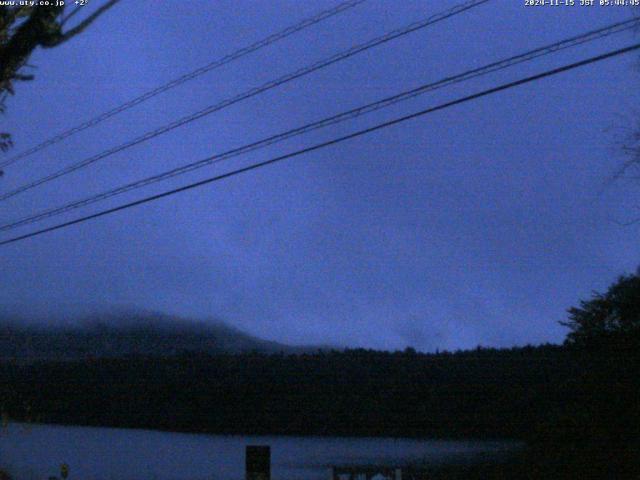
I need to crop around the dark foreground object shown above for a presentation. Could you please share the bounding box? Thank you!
[421,442,640,480]
[246,445,270,480]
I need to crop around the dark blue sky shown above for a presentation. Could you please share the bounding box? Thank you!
[1,0,639,351]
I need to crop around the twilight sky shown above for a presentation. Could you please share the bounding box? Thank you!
[1,0,639,351]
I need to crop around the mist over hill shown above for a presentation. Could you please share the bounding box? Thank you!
[0,310,321,362]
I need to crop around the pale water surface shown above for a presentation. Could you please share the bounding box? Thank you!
[0,423,516,479]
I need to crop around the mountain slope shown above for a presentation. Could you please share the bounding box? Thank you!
[0,311,318,362]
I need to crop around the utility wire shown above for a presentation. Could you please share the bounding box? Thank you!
[0,18,637,233]
[0,0,490,201]
[0,0,367,169]
[1,42,638,247]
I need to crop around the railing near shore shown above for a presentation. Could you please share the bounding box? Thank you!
[247,444,406,480]
[328,466,403,480]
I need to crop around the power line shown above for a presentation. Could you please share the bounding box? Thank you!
[0,0,490,201]
[0,18,637,233]
[1,42,638,247]
[0,0,367,170]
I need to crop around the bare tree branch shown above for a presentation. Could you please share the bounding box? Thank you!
[60,5,83,27]
[0,0,120,155]
[45,0,120,47]
[0,6,32,32]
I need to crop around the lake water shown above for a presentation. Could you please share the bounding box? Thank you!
[0,423,516,480]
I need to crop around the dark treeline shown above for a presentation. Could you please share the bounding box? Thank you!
[1,338,639,478]
[0,344,589,439]
[1,272,639,478]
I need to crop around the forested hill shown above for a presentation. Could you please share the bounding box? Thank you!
[0,344,582,440]
[0,312,320,362]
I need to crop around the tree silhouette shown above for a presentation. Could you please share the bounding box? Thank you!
[560,270,640,347]
[0,1,120,159]
[546,269,640,477]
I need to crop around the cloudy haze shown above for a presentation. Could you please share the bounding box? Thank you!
[1,0,639,351]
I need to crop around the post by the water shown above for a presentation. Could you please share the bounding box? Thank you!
[246,445,271,480]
